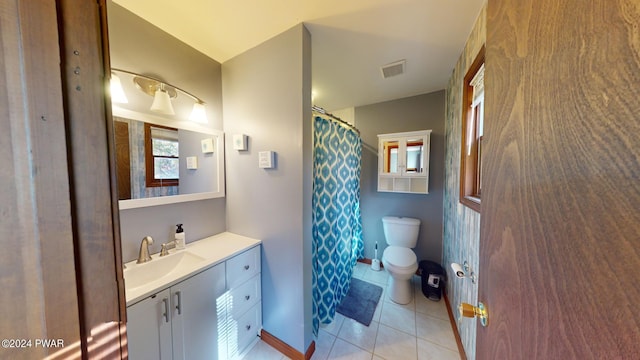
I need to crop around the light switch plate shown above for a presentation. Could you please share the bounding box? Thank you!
[186,156,198,169]
[201,138,214,153]
[258,151,275,169]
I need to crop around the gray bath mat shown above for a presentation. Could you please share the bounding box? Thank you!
[336,278,383,326]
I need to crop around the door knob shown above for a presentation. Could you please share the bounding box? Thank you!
[459,302,489,327]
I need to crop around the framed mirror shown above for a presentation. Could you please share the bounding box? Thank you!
[404,138,424,174]
[113,107,225,210]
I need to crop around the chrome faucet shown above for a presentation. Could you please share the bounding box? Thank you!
[136,236,154,264]
[159,240,177,257]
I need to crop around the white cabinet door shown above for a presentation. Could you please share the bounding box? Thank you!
[127,288,172,360]
[171,263,226,360]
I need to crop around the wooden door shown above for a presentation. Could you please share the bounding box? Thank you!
[115,120,132,200]
[57,0,128,357]
[478,1,640,359]
[1,0,126,358]
[0,1,82,358]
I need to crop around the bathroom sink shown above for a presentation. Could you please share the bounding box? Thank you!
[124,251,206,291]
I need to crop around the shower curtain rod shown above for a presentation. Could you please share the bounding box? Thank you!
[312,105,360,135]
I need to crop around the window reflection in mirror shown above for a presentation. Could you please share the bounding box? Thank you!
[383,140,399,173]
[405,138,424,173]
[145,123,179,188]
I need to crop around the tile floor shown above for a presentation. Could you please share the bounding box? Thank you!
[241,262,461,360]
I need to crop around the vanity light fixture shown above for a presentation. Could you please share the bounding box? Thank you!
[110,68,208,123]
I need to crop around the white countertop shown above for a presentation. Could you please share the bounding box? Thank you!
[124,232,261,306]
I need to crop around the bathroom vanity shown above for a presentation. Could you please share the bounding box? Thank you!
[124,232,261,360]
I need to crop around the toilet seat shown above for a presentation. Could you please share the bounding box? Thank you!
[383,246,417,270]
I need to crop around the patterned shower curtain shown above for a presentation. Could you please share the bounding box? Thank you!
[312,115,363,336]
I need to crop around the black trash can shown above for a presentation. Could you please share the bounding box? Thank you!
[418,260,445,301]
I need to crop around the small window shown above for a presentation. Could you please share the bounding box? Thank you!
[145,123,179,187]
[460,46,484,212]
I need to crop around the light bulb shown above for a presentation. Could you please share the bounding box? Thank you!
[110,73,128,104]
[189,101,208,123]
[150,87,174,115]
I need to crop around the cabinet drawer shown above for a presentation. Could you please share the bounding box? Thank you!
[229,274,261,318]
[230,303,261,358]
[226,246,260,288]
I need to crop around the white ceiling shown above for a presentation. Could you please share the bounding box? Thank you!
[113,0,484,111]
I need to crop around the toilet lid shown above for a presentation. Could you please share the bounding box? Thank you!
[383,246,417,268]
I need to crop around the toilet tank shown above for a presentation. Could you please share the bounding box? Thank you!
[382,216,421,248]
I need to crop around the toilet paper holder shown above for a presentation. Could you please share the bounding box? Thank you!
[451,261,477,284]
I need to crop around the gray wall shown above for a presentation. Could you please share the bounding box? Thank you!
[222,25,313,353]
[443,5,485,360]
[301,28,314,356]
[107,2,226,261]
[355,91,446,264]
[178,129,219,194]
[119,199,226,262]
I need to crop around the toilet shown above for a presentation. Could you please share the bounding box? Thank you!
[381,216,420,304]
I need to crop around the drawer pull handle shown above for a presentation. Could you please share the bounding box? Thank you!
[175,291,182,315]
[246,325,251,331]
[162,298,170,323]
[244,265,250,270]
[245,295,250,301]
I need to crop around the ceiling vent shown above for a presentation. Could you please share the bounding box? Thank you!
[381,60,406,79]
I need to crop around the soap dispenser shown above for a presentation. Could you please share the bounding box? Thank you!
[175,224,186,249]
